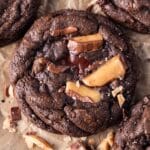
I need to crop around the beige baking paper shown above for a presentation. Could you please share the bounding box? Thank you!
[0,0,150,150]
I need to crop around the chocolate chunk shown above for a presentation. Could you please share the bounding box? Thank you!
[1,99,5,103]
[11,107,21,122]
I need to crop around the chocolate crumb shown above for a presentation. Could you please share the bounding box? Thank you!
[11,107,21,122]
[1,99,5,103]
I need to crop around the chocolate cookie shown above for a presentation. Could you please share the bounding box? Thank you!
[113,96,150,150]
[0,0,40,47]
[10,9,137,137]
[97,0,150,33]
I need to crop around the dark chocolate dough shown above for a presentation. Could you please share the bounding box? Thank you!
[113,96,150,150]
[0,0,40,47]
[10,9,137,137]
[97,0,150,33]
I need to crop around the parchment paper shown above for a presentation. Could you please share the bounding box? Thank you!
[0,0,149,150]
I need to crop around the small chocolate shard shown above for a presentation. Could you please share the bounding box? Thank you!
[4,84,9,98]
[11,107,21,122]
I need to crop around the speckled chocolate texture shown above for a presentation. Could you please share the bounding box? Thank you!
[0,0,40,47]
[113,96,150,150]
[97,0,150,33]
[10,9,137,137]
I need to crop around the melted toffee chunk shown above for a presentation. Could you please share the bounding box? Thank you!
[0,0,40,47]
[113,96,150,150]
[10,9,137,137]
[97,0,150,33]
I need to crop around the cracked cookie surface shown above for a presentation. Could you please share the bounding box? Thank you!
[97,0,150,33]
[113,96,150,150]
[10,9,137,137]
[0,0,40,47]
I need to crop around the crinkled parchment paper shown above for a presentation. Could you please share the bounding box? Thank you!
[0,0,149,150]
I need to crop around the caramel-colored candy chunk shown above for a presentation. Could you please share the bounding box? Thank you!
[51,26,78,36]
[68,33,103,54]
[65,81,101,103]
[97,131,114,150]
[24,134,53,150]
[117,94,126,107]
[82,55,126,87]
